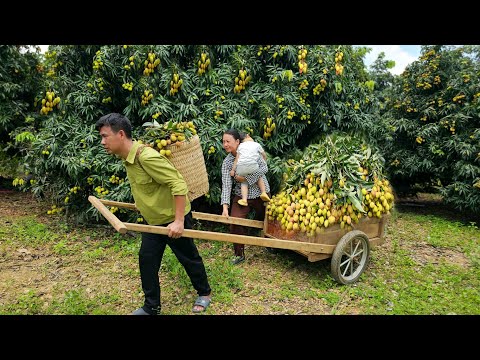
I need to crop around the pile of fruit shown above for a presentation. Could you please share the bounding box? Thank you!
[267,132,394,238]
[140,119,197,157]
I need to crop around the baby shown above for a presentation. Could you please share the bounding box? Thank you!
[230,134,270,206]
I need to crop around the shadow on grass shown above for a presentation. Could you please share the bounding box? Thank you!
[395,200,479,226]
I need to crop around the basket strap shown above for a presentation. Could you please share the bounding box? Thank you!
[135,144,146,171]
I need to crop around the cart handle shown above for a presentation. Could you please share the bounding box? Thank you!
[88,196,127,234]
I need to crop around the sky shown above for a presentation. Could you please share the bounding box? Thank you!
[37,45,422,76]
[361,45,421,75]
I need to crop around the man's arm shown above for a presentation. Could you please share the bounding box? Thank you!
[167,195,186,238]
[139,150,188,238]
[141,152,189,196]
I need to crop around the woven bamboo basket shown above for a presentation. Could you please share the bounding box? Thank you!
[165,134,209,201]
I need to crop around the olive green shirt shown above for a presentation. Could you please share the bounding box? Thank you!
[123,141,191,225]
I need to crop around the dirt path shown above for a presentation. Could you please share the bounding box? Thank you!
[1,190,477,315]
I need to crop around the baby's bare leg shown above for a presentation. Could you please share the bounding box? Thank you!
[241,182,248,201]
[258,178,270,201]
[257,177,266,193]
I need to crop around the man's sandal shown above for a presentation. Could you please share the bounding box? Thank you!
[192,296,211,313]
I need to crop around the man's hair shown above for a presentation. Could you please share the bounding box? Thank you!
[95,113,132,139]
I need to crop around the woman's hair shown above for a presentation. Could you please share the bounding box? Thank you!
[224,128,245,141]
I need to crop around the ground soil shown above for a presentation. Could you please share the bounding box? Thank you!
[0,190,475,315]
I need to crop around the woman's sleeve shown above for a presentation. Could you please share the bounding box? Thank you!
[244,156,268,186]
[221,159,233,206]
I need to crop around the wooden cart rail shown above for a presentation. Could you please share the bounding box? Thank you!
[89,196,390,285]
[97,198,265,229]
[88,196,335,254]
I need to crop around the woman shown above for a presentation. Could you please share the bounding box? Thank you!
[221,129,271,265]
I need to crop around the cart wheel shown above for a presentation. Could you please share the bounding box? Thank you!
[330,230,370,285]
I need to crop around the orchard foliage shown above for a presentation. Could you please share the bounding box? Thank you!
[10,45,383,224]
[7,44,479,222]
[378,45,480,213]
[0,45,44,178]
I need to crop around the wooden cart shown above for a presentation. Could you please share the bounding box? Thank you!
[89,196,389,285]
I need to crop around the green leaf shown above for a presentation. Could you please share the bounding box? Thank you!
[348,192,365,213]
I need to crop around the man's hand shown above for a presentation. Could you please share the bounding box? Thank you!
[222,208,229,217]
[167,219,184,238]
[230,169,235,177]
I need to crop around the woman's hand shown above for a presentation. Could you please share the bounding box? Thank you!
[235,174,246,182]
[229,169,235,177]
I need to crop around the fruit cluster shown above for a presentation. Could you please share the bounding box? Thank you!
[272,46,286,59]
[94,185,109,198]
[47,205,63,215]
[141,90,153,106]
[299,79,309,90]
[335,51,344,75]
[69,186,81,194]
[234,69,251,93]
[170,73,183,95]
[298,48,308,74]
[263,116,276,140]
[213,108,223,120]
[41,145,51,155]
[124,55,135,70]
[276,95,285,108]
[197,52,211,75]
[93,50,104,70]
[109,175,124,184]
[257,45,271,56]
[313,79,327,95]
[122,82,133,91]
[143,52,160,76]
[40,91,61,115]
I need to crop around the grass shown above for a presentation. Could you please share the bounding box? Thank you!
[0,192,479,315]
